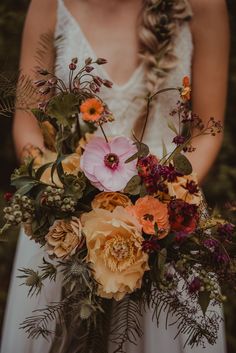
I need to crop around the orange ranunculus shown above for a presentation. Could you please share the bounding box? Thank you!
[80,98,104,122]
[181,76,191,101]
[126,195,170,238]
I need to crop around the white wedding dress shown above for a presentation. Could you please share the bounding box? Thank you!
[1,1,227,352]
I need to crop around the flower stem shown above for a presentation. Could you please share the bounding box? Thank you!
[99,122,108,143]
[140,87,180,143]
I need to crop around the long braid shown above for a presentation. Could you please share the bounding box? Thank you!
[135,0,192,139]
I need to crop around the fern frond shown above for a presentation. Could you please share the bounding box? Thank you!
[109,295,143,353]
[149,287,220,348]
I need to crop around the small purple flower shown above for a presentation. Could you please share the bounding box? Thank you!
[183,180,199,195]
[217,223,235,240]
[172,135,186,146]
[203,238,218,252]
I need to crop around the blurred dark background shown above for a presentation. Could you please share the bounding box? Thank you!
[0,0,236,351]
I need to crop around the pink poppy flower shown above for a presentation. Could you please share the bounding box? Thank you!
[80,136,138,192]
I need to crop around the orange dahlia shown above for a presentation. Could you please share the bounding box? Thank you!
[80,98,104,122]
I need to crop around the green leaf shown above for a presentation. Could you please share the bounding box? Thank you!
[173,153,193,175]
[125,142,149,163]
[35,162,53,180]
[124,175,141,195]
[198,291,210,315]
[11,176,35,189]
[17,181,39,195]
[162,139,168,159]
[157,248,167,272]
[47,93,79,127]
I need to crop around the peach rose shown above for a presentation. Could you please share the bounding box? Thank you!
[45,217,83,258]
[167,173,201,205]
[81,207,149,300]
[127,196,169,238]
[91,192,132,212]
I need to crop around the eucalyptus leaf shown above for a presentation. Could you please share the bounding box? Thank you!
[17,181,39,195]
[124,175,141,195]
[11,176,36,189]
[125,142,149,163]
[173,153,192,175]
[198,291,210,316]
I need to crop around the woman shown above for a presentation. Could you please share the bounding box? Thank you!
[1,0,229,352]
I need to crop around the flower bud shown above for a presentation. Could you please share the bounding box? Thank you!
[37,68,49,76]
[103,79,113,88]
[4,192,13,202]
[85,57,93,65]
[85,66,94,73]
[48,78,58,86]
[34,79,47,87]
[69,63,77,71]
[72,57,78,64]
[96,58,108,65]
[39,87,51,95]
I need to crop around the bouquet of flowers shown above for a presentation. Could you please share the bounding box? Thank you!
[1,57,236,353]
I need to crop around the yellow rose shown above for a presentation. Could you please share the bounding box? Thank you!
[81,207,149,300]
[45,217,83,258]
[168,173,202,205]
[91,192,132,212]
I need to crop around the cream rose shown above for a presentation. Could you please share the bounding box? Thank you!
[45,217,83,258]
[81,206,149,300]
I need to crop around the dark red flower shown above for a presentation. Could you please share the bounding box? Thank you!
[69,63,77,71]
[142,238,160,254]
[182,180,199,195]
[168,199,199,234]
[158,164,182,182]
[137,155,159,178]
[4,192,13,202]
[189,277,201,294]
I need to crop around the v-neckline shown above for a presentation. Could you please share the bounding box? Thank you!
[60,0,144,90]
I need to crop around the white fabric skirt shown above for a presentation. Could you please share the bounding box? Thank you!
[1,229,227,353]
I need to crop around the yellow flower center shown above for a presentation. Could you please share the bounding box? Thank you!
[103,234,135,272]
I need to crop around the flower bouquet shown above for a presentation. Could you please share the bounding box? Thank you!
[1,57,236,353]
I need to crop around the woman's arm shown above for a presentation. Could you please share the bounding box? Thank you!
[13,0,57,161]
[188,0,229,183]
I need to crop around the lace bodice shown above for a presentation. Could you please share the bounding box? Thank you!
[54,0,193,157]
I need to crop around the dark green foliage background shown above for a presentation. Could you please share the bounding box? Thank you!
[0,0,235,351]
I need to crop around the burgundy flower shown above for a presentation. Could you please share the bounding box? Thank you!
[69,63,77,71]
[174,231,189,244]
[183,180,199,195]
[4,192,13,202]
[203,238,218,252]
[137,155,159,178]
[189,277,201,294]
[142,238,160,254]
[158,164,182,182]
[172,135,186,146]
[168,199,199,234]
